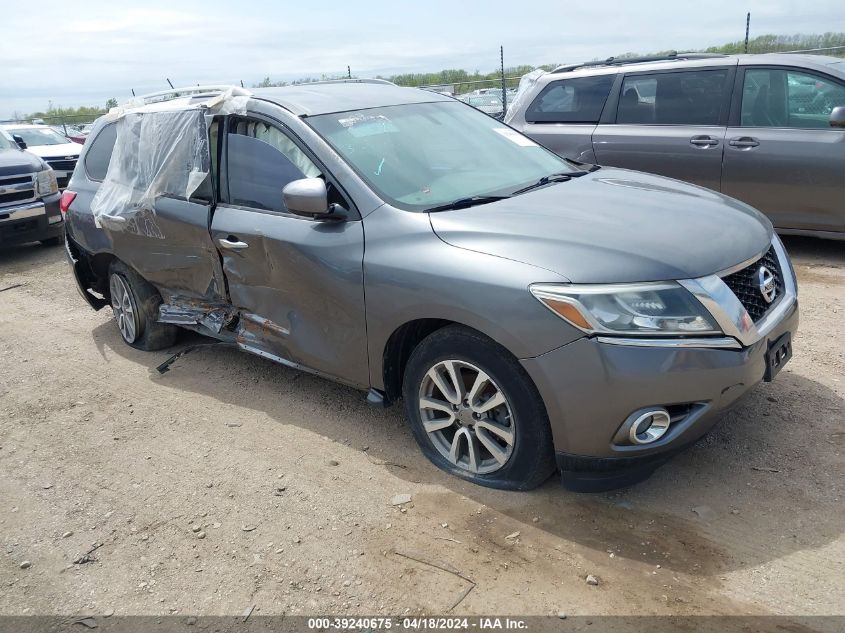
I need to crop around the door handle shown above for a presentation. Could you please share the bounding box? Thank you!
[689,135,720,148]
[729,137,760,149]
[99,213,127,225]
[218,237,249,250]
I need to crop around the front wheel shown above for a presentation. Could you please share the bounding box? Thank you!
[108,260,178,351]
[402,326,555,490]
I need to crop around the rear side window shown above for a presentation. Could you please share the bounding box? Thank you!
[618,69,729,126]
[741,68,845,129]
[83,123,117,181]
[525,75,614,123]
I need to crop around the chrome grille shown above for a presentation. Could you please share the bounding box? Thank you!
[0,173,36,208]
[44,158,77,171]
[721,247,784,322]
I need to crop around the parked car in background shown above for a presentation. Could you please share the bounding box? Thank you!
[505,53,845,239]
[64,82,796,492]
[49,125,72,140]
[68,124,94,144]
[459,93,504,118]
[1,123,82,189]
[0,129,63,247]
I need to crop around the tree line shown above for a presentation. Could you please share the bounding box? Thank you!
[11,98,118,126]
[384,32,845,91]
[15,32,845,122]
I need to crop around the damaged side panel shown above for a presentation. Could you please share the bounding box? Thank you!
[210,205,369,389]
[110,196,227,302]
[158,299,235,333]
[84,93,249,305]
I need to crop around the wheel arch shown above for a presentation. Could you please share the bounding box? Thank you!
[89,252,118,298]
[84,251,154,305]
[67,237,118,302]
[381,318,453,404]
[380,318,524,405]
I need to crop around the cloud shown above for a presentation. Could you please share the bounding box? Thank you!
[0,0,841,117]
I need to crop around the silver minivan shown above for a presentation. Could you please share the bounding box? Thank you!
[505,53,845,239]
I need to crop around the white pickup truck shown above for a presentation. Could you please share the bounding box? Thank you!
[2,123,81,189]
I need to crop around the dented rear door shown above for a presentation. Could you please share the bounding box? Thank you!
[105,194,226,302]
[92,111,226,304]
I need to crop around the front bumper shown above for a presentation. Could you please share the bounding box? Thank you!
[0,197,63,246]
[522,299,798,490]
[521,235,799,491]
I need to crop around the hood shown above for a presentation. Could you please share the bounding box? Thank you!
[0,147,45,176]
[429,168,773,283]
[25,142,81,159]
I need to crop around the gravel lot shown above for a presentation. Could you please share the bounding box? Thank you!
[0,236,842,618]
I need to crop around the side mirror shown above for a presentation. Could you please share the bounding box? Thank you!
[830,106,845,129]
[282,178,347,221]
[12,134,27,149]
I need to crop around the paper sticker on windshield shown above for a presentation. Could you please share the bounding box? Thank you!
[338,114,399,138]
[493,128,537,147]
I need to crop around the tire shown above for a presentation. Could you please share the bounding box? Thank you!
[108,260,178,351]
[40,236,62,247]
[402,325,556,490]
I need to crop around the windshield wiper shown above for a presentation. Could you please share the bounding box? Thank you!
[510,170,593,196]
[425,195,511,213]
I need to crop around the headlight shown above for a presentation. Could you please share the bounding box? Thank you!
[530,282,721,336]
[35,169,59,197]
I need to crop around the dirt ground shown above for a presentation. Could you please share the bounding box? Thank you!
[0,236,842,618]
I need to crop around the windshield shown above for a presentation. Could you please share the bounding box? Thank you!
[6,127,69,146]
[0,130,15,150]
[469,96,502,107]
[307,101,576,210]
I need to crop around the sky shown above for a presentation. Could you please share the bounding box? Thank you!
[1,0,842,118]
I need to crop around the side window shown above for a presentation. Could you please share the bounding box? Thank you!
[226,119,322,212]
[742,68,845,129]
[525,75,614,123]
[209,119,220,180]
[83,123,117,181]
[190,119,219,202]
[618,69,729,125]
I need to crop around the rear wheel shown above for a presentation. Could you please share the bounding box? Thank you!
[402,325,555,490]
[108,260,178,351]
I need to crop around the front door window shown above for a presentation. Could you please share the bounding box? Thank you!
[225,118,321,212]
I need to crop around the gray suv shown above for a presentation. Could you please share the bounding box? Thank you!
[505,53,845,239]
[63,81,798,492]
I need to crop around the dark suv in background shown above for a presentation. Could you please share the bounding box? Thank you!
[0,129,63,247]
[505,53,845,239]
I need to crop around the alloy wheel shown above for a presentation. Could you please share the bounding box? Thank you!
[418,359,516,475]
[109,274,138,344]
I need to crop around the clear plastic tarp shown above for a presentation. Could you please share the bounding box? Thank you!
[503,69,547,125]
[91,88,249,237]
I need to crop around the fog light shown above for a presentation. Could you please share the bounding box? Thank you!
[628,408,671,445]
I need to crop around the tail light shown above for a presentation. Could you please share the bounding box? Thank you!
[59,190,77,214]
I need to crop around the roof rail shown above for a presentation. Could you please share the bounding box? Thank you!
[134,84,252,105]
[552,52,728,73]
[257,78,396,87]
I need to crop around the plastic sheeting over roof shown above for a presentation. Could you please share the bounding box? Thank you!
[91,88,249,238]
